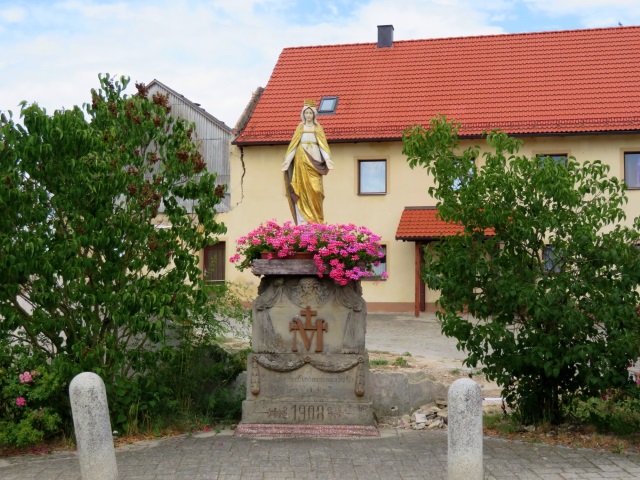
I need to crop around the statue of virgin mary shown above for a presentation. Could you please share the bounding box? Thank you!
[281,100,333,224]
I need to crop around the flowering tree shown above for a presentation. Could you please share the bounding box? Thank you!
[403,116,640,424]
[0,75,246,444]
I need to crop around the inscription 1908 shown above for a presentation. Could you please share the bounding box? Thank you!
[289,404,346,421]
[292,404,324,421]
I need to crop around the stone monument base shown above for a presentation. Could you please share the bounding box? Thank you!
[242,272,375,430]
[242,352,374,426]
[234,423,379,437]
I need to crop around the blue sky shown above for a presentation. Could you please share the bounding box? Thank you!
[1,0,639,127]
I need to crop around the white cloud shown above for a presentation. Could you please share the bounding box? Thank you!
[0,6,27,23]
[57,0,131,20]
[523,0,640,27]
[350,0,507,41]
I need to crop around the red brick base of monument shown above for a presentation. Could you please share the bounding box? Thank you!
[234,424,380,437]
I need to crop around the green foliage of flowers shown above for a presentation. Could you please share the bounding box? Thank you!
[403,116,640,424]
[0,342,64,447]
[0,408,62,448]
[230,220,387,285]
[574,386,640,436]
[0,75,250,447]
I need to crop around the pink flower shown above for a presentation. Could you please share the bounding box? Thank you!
[231,220,387,283]
[19,371,33,383]
[16,397,26,406]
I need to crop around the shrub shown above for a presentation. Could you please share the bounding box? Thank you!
[0,343,64,447]
[0,75,251,446]
[574,392,640,436]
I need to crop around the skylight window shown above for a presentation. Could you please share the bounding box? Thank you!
[318,96,338,115]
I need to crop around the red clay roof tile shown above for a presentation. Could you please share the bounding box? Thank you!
[395,207,494,240]
[395,207,465,240]
[236,26,640,145]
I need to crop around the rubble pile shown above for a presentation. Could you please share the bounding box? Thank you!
[408,398,449,430]
[381,398,450,430]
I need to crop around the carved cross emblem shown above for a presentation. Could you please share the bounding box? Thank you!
[289,305,328,353]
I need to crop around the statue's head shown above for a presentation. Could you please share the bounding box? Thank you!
[303,107,315,123]
[300,100,318,124]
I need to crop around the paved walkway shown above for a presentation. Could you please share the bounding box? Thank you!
[3,312,640,479]
[3,428,640,479]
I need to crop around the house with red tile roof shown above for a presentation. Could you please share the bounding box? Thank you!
[217,24,640,315]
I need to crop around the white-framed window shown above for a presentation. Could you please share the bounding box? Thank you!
[203,242,225,282]
[624,152,640,189]
[358,159,387,195]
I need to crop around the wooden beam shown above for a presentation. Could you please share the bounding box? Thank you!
[414,242,421,317]
[420,249,426,313]
[251,259,318,275]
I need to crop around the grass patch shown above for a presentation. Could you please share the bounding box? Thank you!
[370,358,390,366]
[392,356,410,367]
[484,413,520,434]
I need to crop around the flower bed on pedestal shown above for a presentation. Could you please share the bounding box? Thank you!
[232,222,385,436]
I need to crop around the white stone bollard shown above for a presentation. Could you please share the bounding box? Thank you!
[447,377,483,480]
[69,372,119,480]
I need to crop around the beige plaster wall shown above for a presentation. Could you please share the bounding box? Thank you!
[511,134,640,225]
[215,133,640,312]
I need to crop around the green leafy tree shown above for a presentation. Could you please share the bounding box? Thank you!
[403,116,640,424]
[0,75,245,440]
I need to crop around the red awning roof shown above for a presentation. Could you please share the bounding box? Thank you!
[235,26,640,145]
[396,207,494,240]
[396,207,465,240]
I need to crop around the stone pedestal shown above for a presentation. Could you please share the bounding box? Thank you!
[241,260,374,427]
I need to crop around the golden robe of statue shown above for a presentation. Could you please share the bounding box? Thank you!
[282,103,333,224]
